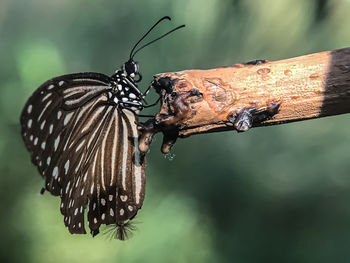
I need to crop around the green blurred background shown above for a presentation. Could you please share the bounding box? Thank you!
[2,0,350,262]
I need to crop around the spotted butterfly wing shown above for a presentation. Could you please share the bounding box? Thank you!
[19,16,185,239]
[20,72,146,238]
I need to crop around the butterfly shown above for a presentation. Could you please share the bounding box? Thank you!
[20,16,185,240]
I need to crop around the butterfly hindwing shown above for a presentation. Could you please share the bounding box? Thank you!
[20,72,146,236]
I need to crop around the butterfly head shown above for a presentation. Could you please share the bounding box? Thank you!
[122,59,142,82]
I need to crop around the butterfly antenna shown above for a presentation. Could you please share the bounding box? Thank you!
[129,16,171,59]
[131,24,185,59]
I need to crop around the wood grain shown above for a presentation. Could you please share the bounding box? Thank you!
[152,47,350,137]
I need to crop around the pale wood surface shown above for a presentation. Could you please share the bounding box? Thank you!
[153,47,350,137]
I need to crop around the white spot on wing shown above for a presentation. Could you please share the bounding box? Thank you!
[119,209,124,216]
[49,124,53,134]
[53,166,58,178]
[83,172,88,182]
[41,141,46,150]
[46,157,51,165]
[64,112,74,125]
[65,181,70,194]
[40,120,46,130]
[54,136,60,151]
[27,119,32,128]
[110,208,114,216]
[27,105,33,114]
[64,160,70,174]
[75,177,80,188]
[57,111,62,119]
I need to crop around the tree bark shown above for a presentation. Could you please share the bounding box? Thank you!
[139,47,350,153]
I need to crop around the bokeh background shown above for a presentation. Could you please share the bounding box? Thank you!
[2,0,350,262]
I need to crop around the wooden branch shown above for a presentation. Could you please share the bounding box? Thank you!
[139,47,350,153]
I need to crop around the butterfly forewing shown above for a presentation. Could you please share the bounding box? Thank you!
[20,72,146,236]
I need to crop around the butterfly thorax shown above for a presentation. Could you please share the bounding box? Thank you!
[109,63,143,112]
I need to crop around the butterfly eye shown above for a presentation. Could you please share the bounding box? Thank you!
[124,60,138,78]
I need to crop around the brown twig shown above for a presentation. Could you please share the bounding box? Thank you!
[139,47,350,153]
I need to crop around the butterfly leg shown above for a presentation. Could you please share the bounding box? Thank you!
[142,84,153,97]
[141,84,161,109]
